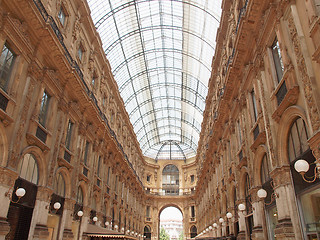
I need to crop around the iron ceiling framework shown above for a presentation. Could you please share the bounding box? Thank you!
[87,0,221,160]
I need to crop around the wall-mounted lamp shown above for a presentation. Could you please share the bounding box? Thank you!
[93,216,98,222]
[5,187,26,203]
[226,212,233,219]
[209,226,213,231]
[126,230,130,234]
[294,159,320,183]
[77,210,84,217]
[238,204,246,212]
[219,217,224,224]
[257,184,279,205]
[121,227,124,233]
[114,225,118,230]
[212,223,218,228]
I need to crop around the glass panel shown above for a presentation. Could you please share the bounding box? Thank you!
[87,0,222,159]
[0,43,15,91]
[18,153,39,184]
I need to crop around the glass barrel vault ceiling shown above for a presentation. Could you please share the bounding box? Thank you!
[87,0,221,160]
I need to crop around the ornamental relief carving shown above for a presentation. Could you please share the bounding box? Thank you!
[287,13,320,131]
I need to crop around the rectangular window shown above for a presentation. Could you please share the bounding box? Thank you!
[190,175,195,183]
[237,120,242,147]
[115,175,118,192]
[107,167,111,185]
[147,175,151,182]
[146,206,150,217]
[271,37,284,83]
[58,7,66,26]
[83,141,89,166]
[39,90,51,127]
[250,90,258,122]
[65,120,73,150]
[191,206,195,218]
[97,156,101,177]
[0,43,15,91]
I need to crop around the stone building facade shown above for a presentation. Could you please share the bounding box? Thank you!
[0,0,319,240]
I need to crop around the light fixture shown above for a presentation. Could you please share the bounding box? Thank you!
[226,212,233,219]
[105,221,109,226]
[121,227,125,232]
[213,223,218,228]
[238,203,246,212]
[5,187,26,203]
[77,210,83,217]
[206,228,209,232]
[219,218,224,223]
[53,202,61,210]
[115,225,118,230]
[93,216,98,222]
[127,230,130,234]
[209,226,213,230]
[257,182,279,205]
[294,159,320,183]
[131,231,134,235]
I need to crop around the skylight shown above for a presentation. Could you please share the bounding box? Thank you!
[87,0,221,160]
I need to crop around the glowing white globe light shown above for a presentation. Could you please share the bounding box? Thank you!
[209,226,213,230]
[238,204,246,211]
[257,189,267,199]
[122,227,125,232]
[105,221,109,226]
[15,188,26,197]
[77,210,83,217]
[226,212,233,219]
[213,223,218,228]
[294,159,309,173]
[206,228,209,232]
[219,218,224,223]
[115,225,118,229]
[93,216,98,222]
[53,202,61,210]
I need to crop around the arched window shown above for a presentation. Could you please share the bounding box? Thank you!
[144,225,151,239]
[162,164,179,195]
[288,117,309,162]
[76,186,83,204]
[18,153,39,184]
[190,225,197,238]
[53,172,65,197]
[261,154,271,184]
[244,174,253,214]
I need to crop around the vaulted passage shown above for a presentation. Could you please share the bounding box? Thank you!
[1,0,320,240]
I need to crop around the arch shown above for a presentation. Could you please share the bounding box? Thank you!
[158,204,184,219]
[0,123,8,167]
[53,171,65,197]
[19,146,47,186]
[238,166,249,199]
[55,167,71,198]
[190,225,197,238]
[252,144,270,186]
[17,153,39,185]
[277,106,310,166]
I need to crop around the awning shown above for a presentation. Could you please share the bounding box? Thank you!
[84,224,138,239]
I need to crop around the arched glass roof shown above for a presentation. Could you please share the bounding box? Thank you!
[87,0,221,160]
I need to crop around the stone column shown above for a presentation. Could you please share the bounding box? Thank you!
[79,206,90,240]
[251,200,265,240]
[30,186,52,240]
[0,167,18,240]
[59,198,75,240]
[236,199,246,240]
[272,166,298,240]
